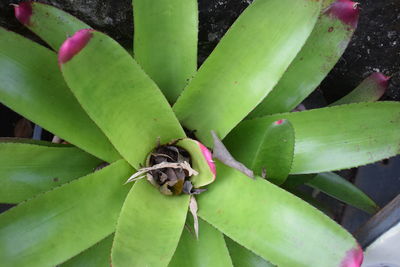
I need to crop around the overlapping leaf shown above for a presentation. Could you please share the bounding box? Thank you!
[225,237,274,267]
[60,31,186,168]
[169,218,233,267]
[0,27,120,162]
[173,0,321,146]
[61,235,113,267]
[16,2,91,50]
[0,160,133,267]
[248,0,359,117]
[198,162,360,266]
[307,172,379,214]
[227,102,400,174]
[225,119,294,185]
[0,141,101,203]
[111,179,189,267]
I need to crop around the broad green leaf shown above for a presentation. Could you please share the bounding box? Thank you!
[330,72,389,106]
[177,138,215,187]
[225,237,274,267]
[169,218,233,267]
[226,102,400,174]
[0,137,70,147]
[0,27,120,162]
[60,30,186,168]
[111,179,189,267]
[61,235,113,267]
[0,141,101,203]
[307,172,379,214]
[17,2,91,50]
[173,0,321,146]
[231,119,294,185]
[0,160,133,267]
[289,189,334,218]
[248,1,358,117]
[133,0,197,103]
[198,162,360,266]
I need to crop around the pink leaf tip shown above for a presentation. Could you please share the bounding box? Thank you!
[341,245,363,267]
[14,2,32,25]
[274,119,285,125]
[370,72,391,89]
[197,142,216,178]
[326,0,360,29]
[58,29,94,65]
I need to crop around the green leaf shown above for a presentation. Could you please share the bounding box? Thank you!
[225,237,274,267]
[330,72,389,106]
[19,2,91,50]
[111,179,189,267]
[133,0,197,103]
[60,30,186,168]
[61,235,113,267]
[173,0,321,146]
[198,162,360,266]
[226,102,400,174]
[169,218,233,267]
[0,160,133,267]
[307,172,379,214]
[177,138,215,187]
[0,141,101,204]
[227,119,294,185]
[0,27,120,162]
[282,174,317,190]
[248,0,359,117]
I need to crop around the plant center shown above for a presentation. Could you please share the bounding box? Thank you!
[146,144,205,196]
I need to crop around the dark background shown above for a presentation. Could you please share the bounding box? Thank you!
[0,0,399,230]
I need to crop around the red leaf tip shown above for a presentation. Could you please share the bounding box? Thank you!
[58,29,94,65]
[274,119,285,125]
[197,142,216,178]
[326,0,360,29]
[341,245,363,267]
[370,72,391,89]
[14,2,32,25]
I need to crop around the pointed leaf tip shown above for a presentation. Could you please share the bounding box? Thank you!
[58,29,93,64]
[341,245,363,267]
[14,1,32,25]
[197,141,216,178]
[370,72,391,89]
[326,0,360,28]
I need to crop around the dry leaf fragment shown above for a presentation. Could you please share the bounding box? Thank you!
[211,131,254,179]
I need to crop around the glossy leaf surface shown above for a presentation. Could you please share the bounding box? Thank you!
[0,141,101,203]
[225,237,274,267]
[60,31,185,168]
[227,102,400,174]
[308,172,379,214]
[111,179,189,267]
[17,2,91,50]
[0,27,120,162]
[233,119,294,185]
[133,0,197,103]
[169,218,233,267]
[61,235,113,267]
[173,0,321,146]
[330,72,389,106]
[0,160,133,267]
[198,162,360,266]
[248,0,358,117]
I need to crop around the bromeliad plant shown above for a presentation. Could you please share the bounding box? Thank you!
[0,0,399,266]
